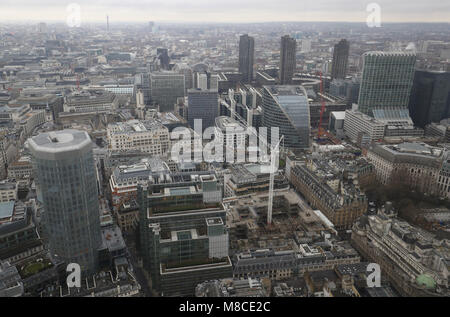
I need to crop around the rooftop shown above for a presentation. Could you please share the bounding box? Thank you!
[28,129,92,155]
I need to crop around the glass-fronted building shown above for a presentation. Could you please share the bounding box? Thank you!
[138,174,231,296]
[358,51,416,117]
[409,70,450,128]
[187,88,219,132]
[262,85,310,149]
[28,130,101,275]
[150,72,185,112]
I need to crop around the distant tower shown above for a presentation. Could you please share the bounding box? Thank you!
[279,35,297,85]
[107,15,109,32]
[238,34,255,83]
[331,39,349,80]
[29,130,102,275]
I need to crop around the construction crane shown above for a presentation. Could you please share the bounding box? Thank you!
[267,135,284,226]
[219,97,285,226]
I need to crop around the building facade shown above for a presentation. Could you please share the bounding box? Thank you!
[331,39,349,80]
[279,35,297,85]
[239,34,255,83]
[409,70,450,128]
[28,130,102,274]
[358,51,416,117]
[262,85,310,149]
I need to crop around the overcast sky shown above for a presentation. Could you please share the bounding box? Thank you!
[0,0,449,23]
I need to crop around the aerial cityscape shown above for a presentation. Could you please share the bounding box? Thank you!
[0,0,449,302]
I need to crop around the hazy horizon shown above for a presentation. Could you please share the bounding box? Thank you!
[0,0,449,24]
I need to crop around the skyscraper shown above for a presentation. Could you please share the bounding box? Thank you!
[358,51,416,117]
[238,34,255,83]
[409,70,450,128]
[331,39,350,80]
[29,130,101,274]
[157,48,170,70]
[279,35,297,85]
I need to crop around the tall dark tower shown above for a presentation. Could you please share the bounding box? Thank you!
[409,70,450,128]
[331,39,349,80]
[279,35,297,85]
[238,34,255,83]
[106,15,109,32]
[157,48,170,70]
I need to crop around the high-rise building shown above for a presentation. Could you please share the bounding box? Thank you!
[157,48,170,70]
[409,70,450,128]
[331,39,349,80]
[279,35,297,85]
[150,72,185,112]
[262,85,310,149]
[238,34,255,83]
[187,89,219,132]
[28,130,102,274]
[358,51,416,117]
[138,174,231,296]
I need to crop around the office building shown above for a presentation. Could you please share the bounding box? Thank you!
[262,85,310,149]
[28,130,102,274]
[0,182,18,202]
[138,174,231,296]
[289,153,371,230]
[224,163,289,198]
[409,70,450,128]
[157,48,170,70]
[107,119,170,155]
[239,34,255,83]
[214,116,247,162]
[358,51,416,117]
[64,90,119,113]
[150,72,185,112]
[331,39,350,80]
[187,89,219,132]
[344,109,385,143]
[367,142,445,197]
[0,201,43,264]
[109,158,171,210]
[279,35,297,85]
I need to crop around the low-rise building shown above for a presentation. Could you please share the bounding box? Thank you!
[107,119,170,155]
[64,90,119,114]
[367,142,445,197]
[224,163,289,198]
[7,156,33,180]
[352,209,450,296]
[0,182,18,202]
[344,109,385,144]
[288,153,369,230]
[0,260,24,297]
